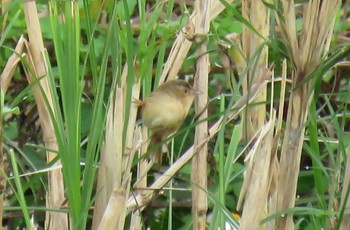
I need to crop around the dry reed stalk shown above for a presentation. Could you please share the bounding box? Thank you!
[160,0,233,82]
[131,127,150,189]
[237,68,279,230]
[115,127,141,229]
[22,2,67,229]
[241,0,270,141]
[191,0,211,228]
[92,59,141,229]
[1,34,27,230]
[125,78,145,230]
[129,125,149,230]
[127,76,269,214]
[0,36,26,93]
[92,87,124,229]
[98,187,131,230]
[266,60,287,230]
[276,1,340,229]
[97,126,141,230]
[238,110,275,229]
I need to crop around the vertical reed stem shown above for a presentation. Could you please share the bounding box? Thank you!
[23,2,67,229]
[192,0,210,229]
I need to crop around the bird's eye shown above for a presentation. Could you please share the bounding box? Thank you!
[184,88,189,95]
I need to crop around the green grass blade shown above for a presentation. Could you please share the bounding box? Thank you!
[8,149,32,228]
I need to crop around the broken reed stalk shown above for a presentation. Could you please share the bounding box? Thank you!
[237,69,279,230]
[241,0,269,141]
[93,61,141,229]
[191,0,211,228]
[232,2,271,227]
[130,115,148,229]
[0,37,26,92]
[0,35,27,229]
[276,1,340,229]
[238,110,276,229]
[92,87,124,229]
[98,127,140,230]
[23,2,68,229]
[266,61,287,230]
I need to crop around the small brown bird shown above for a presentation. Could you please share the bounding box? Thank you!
[136,79,195,165]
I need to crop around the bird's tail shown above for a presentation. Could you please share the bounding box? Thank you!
[150,133,163,165]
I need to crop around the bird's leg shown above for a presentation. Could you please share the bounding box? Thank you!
[163,143,170,164]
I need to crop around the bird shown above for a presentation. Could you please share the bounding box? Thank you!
[135,79,195,165]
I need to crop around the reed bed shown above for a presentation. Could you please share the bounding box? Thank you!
[1,0,350,229]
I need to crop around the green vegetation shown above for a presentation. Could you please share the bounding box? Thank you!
[1,0,350,229]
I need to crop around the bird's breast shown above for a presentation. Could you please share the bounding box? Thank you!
[142,94,186,133]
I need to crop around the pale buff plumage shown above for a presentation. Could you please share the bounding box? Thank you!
[136,80,195,164]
